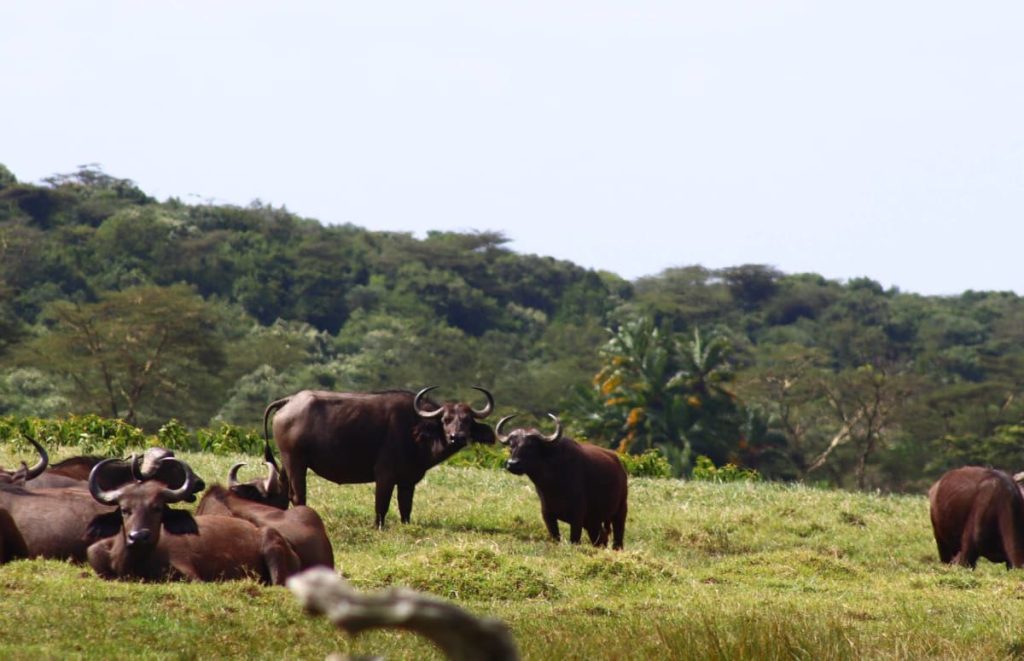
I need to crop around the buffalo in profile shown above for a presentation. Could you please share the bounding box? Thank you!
[929,466,1024,568]
[196,462,334,570]
[86,457,300,584]
[264,386,496,528]
[499,413,627,549]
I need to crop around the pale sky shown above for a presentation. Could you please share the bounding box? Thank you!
[2,2,1022,295]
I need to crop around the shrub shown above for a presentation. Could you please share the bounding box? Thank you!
[619,448,674,478]
[691,455,761,483]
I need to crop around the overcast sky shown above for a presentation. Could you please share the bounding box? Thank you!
[2,2,1022,295]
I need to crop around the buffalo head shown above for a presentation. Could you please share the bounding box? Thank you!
[414,386,496,447]
[497,413,563,475]
[88,457,200,548]
[226,461,290,509]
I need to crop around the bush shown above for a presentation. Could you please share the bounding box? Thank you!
[691,455,761,483]
[0,415,263,457]
[446,443,508,470]
[619,448,674,479]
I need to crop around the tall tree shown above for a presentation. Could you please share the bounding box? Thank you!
[19,284,226,428]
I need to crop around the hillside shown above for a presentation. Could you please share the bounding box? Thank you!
[1,445,1021,659]
[4,164,1024,490]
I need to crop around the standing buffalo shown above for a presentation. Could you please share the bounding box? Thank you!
[498,413,627,549]
[264,386,496,528]
[928,466,1024,568]
[196,462,334,570]
[86,458,300,584]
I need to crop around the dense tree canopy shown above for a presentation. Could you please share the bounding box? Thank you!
[3,164,1024,491]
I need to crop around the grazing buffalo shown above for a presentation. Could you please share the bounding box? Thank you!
[264,386,496,528]
[499,414,628,549]
[929,466,1024,568]
[196,462,334,569]
[86,458,300,584]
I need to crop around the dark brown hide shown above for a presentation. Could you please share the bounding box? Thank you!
[196,475,334,570]
[86,466,300,584]
[0,483,116,561]
[501,416,627,549]
[265,388,495,527]
[929,466,1024,568]
[0,506,28,563]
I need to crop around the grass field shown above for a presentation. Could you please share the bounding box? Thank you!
[2,446,1023,660]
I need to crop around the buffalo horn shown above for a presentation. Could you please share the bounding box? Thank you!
[88,458,128,505]
[495,414,518,444]
[228,462,246,488]
[470,386,495,419]
[158,458,197,504]
[264,461,281,493]
[21,435,49,481]
[543,413,563,443]
[413,386,444,419]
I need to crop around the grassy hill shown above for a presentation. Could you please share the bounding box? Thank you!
[1,446,1022,660]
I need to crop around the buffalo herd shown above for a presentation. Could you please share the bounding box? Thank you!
[3,384,1020,585]
[0,385,629,585]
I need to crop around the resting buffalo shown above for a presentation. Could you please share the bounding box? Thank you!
[499,413,627,549]
[0,506,27,563]
[929,466,1024,568]
[0,480,116,561]
[0,436,91,489]
[196,462,334,570]
[86,457,300,584]
[264,386,496,528]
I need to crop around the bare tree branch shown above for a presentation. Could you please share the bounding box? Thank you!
[288,568,519,661]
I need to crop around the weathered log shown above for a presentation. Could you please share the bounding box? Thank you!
[287,567,519,661]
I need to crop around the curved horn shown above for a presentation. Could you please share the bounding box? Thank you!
[130,453,144,482]
[20,435,48,481]
[470,386,495,419]
[228,462,246,488]
[413,386,444,419]
[264,461,281,493]
[495,414,518,445]
[158,458,197,504]
[543,413,563,443]
[88,458,128,506]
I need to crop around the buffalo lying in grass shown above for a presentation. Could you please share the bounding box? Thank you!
[86,458,300,584]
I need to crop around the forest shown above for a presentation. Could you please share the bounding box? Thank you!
[2,163,1023,492]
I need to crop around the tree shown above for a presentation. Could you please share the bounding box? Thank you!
[19,284,226,428]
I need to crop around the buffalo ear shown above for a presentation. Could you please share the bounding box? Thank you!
[412,419,442,445]
[162,508,199,536]
[85,511,123,541]
[471,422,497,445]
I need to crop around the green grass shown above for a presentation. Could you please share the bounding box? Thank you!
[3,446,1024,659]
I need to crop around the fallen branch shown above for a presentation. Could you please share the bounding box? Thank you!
[288,567,519,661]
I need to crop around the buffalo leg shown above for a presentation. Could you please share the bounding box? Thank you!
[586,523,606,547]
[397,483,415,524]
[86,539,117,579]
[542,510,560,542]
[375,481,395,529]
[569,521,583,544]
[612,503,627,550]
[260,527,301,585]
[282,454,308,506]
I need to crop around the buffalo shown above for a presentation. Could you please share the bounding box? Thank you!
[86,457,300,584]
[0,506,27,563]
[196,462,334,570]
[498,413,627,549]
[264,386,496,528]
[0,478,116,561]
[928,466,1024,568]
